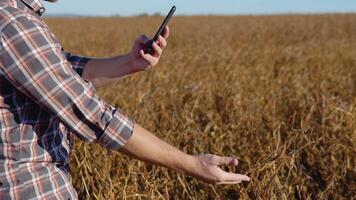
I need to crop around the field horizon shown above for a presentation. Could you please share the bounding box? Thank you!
[46,14,355,199]
[43,12,356,18]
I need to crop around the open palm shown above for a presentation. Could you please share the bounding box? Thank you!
[191,154,250,185]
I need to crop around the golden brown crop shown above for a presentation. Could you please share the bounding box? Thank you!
[46,14,355,199]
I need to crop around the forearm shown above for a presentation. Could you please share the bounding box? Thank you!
[81,31,169,88]
[118,123,195,174]
[82,54,140,88]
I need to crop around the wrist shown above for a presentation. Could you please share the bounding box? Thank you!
[125,53,135,70]
[177,154,199,175]
[126,53,145,73]
[111,53,138,74]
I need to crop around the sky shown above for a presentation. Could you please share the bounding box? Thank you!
[43,0,356,16]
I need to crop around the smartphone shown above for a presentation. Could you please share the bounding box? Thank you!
[146,6,176,54]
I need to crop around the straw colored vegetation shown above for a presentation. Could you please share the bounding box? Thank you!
[45,14,355,199]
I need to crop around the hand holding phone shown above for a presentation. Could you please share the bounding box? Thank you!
[145,6,176,54]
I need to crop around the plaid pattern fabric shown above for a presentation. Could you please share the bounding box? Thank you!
[0,0,134,199]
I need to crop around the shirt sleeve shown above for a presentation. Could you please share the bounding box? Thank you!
[0,16,134,150]
[63,51,91,77]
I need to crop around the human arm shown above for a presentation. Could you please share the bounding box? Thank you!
[64,52,132,88]
[80,27,170,88]
[0,15,133,150]
[119,123,250,185]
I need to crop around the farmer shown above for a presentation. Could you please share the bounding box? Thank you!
[0,0,250,199]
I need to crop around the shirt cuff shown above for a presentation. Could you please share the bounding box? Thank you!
[64,52,91,77]
[98,108,134,150]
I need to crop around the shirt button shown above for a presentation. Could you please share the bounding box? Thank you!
[38,7,46,16]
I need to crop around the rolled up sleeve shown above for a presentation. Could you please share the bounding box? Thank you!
[63,51,91,77]
[0,16,134,150]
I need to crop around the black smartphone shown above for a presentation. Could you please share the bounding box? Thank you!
[146,6,176,54]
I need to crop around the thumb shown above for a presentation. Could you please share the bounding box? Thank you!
[219,157,238,166]
[136,34,150,44]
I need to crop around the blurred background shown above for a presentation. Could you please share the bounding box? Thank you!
[44,0,356,16]
[43,0,356,199]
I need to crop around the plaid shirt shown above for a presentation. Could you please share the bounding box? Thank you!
[0,0,134,199]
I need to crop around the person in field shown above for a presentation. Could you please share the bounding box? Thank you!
[0,0,250,199]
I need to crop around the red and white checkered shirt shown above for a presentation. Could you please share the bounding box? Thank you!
[0,0,134,199]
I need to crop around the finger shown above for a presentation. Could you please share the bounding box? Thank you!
[162,26,169,39]
[219,156,239,166]
[152,42,162,57]
[140,49,157,64]
[220,171,250,182]
[216,181,242,185]
[157,35,167,49]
